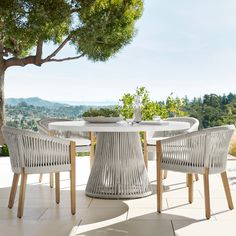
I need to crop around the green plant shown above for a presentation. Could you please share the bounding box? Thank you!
[117,86,167,120]
[166,93,187,117]
[83,108,120,117]
[1,144,9,156]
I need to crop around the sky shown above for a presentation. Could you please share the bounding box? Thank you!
[5,0,236,103]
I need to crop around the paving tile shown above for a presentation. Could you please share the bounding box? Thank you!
[39,207,81,221]
[89,199,129,209]
[124,196,158,209]
[173,220,236,236]
[79,208,128,225]
[74,219,174,236]
[167,197,205,209]
[0,219,81,236]
[0,157,236,236]
[0,207,47,220]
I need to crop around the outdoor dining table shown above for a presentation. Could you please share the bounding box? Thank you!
[49,120,190,199]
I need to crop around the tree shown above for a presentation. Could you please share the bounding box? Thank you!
[165,93,187,117]
[117,87,168,120]
[0,0,143,143]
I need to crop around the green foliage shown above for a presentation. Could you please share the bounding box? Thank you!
[185,93,236,129]
[166,93,187,117]
[117,93,134,119]
[82,108,120,117]
[1,144,9,156]
[5,102,101,131]
[1,0,143,61]
[5,91,236,134]
[117,86,167,120]
[1,0,71,57]
[117,87,186,121]
[75,0,143,61]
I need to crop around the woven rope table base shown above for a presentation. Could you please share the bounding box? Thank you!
[85,132,152,199]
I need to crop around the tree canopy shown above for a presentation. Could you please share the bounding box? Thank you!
[0,0,143,144]
[0,0,144,69]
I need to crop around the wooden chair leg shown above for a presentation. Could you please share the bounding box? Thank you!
[143,132,148,170]
[163,170,168,179]
[221,171,234,210]
[203,168,211,219]
[70,141,76,215]
[156,141,163,213]
[186,173,197,186]
[39,174,43,183]
[17,169,27,218]
[55,172,60,204]
[48,130,55,188]
[8,173,20,209]
[186,174,189,187]
[187,173,193,203]
[90,132,95,170]
[50,173,54,188]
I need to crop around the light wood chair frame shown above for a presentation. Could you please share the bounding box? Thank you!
[156,125,234,219]
[2,126,76,218]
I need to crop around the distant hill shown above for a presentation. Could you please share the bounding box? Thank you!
[6,97,68,108]
[58,100,117,106]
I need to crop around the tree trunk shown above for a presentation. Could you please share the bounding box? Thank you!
[0,70,5,145]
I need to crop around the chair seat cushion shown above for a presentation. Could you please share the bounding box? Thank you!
[147,137,169,145]
[65,136,91,146]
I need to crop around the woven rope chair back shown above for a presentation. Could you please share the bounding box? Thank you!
[2,126,23,173]
[161,125,235,174]
[148,117,199,139]
[2,126,71,174]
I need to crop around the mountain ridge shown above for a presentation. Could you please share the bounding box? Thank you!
[6,97,68,108]
[6,97,116,107]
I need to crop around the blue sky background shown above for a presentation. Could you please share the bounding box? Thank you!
[5,0,236,103]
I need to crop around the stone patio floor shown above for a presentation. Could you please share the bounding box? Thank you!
[0,155,236,236]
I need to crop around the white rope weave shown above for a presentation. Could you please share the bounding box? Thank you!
[159,125,235,175]
[2,126,71,174]
[85,132,152,198]
[147,117,199,152]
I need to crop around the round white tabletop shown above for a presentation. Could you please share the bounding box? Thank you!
[48,120,190,199]
[48,120,190,132]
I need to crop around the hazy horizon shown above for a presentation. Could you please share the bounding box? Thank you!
[6,89,236,106]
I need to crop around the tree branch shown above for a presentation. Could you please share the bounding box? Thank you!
[43,54,84,63]
[9,38,20,57]
[4,56,35,69]
[71,8,80,13]
[3,47,15,57]
[43,36,71,62]
[0,41,5,71]
[35,40,43,66]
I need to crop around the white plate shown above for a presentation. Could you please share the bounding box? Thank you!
[83,117,123,123]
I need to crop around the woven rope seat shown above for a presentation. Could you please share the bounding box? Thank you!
[2,126,76,218]
[156,125,235,219]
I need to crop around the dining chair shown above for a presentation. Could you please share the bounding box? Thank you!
[37,118,95,187]
[156,125,235,219]
[144,117,199,181]
[2,126,76,218]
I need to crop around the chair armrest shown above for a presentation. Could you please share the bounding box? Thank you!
[157,131,207,174]
[19,131,74,169]
[158,131,198,145]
